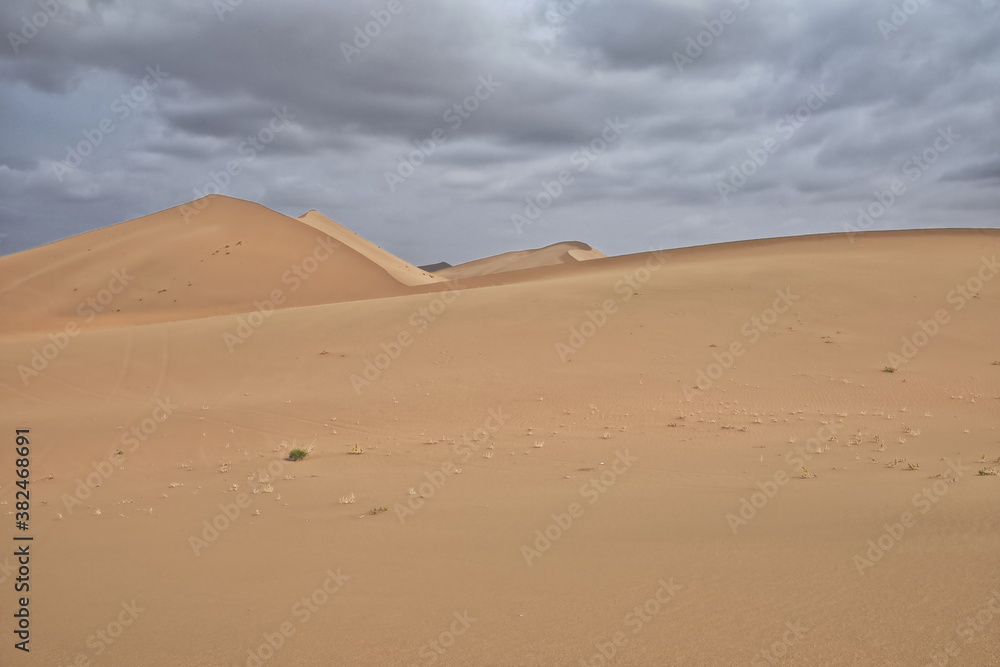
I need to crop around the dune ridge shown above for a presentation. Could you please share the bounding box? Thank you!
[296,209,442,287]
[434,241,607,280]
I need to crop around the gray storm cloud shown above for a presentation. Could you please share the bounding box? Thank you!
[1,0,997,264]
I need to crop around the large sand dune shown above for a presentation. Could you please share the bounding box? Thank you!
[0,204,998,666]
[0,196,437,335]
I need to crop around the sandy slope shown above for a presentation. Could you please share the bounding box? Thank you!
[295,210,442,288]
[0,218,999,666]
[434,241,606,280]
[0,196,434,335]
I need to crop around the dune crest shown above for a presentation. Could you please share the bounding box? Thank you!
[434,241,607,280]
[296,209,442,287]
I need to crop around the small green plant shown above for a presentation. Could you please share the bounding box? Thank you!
[369,506,388,515]
[978,467,999,476]
[883,366,897,373]
[287,448,308,462]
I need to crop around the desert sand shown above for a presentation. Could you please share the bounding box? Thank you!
[433,241,606,281]
[0,196,998,666]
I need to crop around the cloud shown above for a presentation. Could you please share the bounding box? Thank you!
[0,0,997,264]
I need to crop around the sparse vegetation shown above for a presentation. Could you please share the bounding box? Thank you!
[369,506,388,515]
[978,467,999,476]
[287,448,308,462]
[349,443,365,455]
[339,493,356,504]
[883,366,897,373]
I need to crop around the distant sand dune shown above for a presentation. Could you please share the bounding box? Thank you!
[434,241,606,280]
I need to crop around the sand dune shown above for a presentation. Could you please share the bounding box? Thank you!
[296,209,442,287]
[0,205,998,666]
[434,240,606,280]
[0,196,434,336]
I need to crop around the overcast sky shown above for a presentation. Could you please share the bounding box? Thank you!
[1,0,998,265]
